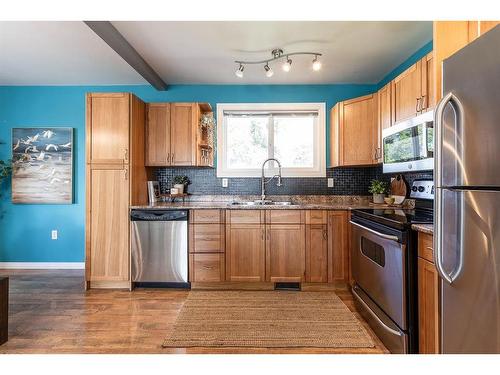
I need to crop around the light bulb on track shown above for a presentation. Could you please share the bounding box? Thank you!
[312,56,322,71]
[235,64,244,78]
[264,64,274,78]
[282,57,292,72]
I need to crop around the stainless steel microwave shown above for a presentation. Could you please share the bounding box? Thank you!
[382,111,434,173]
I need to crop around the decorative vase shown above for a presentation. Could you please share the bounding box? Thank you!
[173,184,184,194]
[373,193,385,204]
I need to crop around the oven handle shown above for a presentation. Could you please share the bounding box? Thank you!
[352,285,403,337]
[349,221,399,242]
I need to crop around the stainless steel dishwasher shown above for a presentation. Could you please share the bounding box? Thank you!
[130,209,189,288]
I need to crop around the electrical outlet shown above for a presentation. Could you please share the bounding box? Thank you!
[51,230,58,240]
[327,178,334,188]
[222,178,228,188]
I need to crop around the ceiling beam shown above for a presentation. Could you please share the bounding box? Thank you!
[84,21,167,91]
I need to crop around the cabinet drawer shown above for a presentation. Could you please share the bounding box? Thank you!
[227,210,264,224]
[305,210,327,225]
[266,210,305,224]
[190,209,224,223]
[189,224,224,253]
[189,253,225,282]
[418,232,434,263]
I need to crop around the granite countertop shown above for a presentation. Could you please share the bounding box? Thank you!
[130,195,415,211]
[412,223,434,234]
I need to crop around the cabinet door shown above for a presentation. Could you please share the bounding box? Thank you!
[266,224,306,282]
[89,167,130,281]
[189,253,225,282]
[421,52,435,112]
[329,104,340,167]
[418,257,440,354]
[328,211,349,283]
[87,93,130,164]
[170,103,197,166]
[146,103,170,166]
[340,94,378,166]
[305,225,328,283]
[377,82,392,163]
[433,21,473,103]
[393,61,422,123]
[225,224,265,282]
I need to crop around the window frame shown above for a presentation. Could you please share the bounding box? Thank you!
[216,102,326,178]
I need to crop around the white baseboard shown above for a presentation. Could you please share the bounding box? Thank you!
[0,262,85,269]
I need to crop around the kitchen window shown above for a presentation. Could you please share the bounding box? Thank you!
[216,103,326,177]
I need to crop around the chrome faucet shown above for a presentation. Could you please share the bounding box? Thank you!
[261,158,282,202]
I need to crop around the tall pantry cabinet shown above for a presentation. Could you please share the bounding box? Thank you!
[85,93,148,290]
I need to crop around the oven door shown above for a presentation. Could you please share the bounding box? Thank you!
[350,220,407,330]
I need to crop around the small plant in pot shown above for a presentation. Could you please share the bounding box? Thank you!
[368,179,388,204]
[172,175,191,194]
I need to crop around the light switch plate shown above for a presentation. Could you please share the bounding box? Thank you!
[222,178,228,188]
[51,230,58,240]
[327,178,334,188]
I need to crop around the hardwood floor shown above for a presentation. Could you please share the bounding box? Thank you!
[0,269,388,354]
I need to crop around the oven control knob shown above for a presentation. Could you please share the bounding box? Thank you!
[418,186,425,192]
[412,186,418,192]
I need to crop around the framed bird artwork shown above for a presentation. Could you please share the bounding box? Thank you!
[11,127,73,204]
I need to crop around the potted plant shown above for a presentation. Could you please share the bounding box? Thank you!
[368,179,388,204]
[172,175,191,194]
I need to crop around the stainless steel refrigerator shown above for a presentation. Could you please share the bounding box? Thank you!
[435,25,500,353]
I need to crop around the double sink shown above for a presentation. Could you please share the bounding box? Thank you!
[229,200,295,207]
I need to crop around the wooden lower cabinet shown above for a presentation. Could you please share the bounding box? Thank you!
[225,224,266,282]
[266,224,306,282]
[305,224,328,282]
[417,232,440,354]
[189,253,225,282]
[328,211,349,283]
[88,167,130,282]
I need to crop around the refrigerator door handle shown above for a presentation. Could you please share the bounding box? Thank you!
[434,92,465,284]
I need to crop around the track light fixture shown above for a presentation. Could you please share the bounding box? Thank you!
[234,48,322,78]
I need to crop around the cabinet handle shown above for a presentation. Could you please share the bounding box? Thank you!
[167,153,170,163]
[124,167,129,180]
[416,97,422,113]
[124,148,128,162]
[171,153,174,163]
[261,229,265,240]
[421,95,427,111]
[266,230,270,241]
[323,229,328,240]
[202,265,214,270]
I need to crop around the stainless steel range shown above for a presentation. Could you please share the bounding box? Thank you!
[350,179,434,353]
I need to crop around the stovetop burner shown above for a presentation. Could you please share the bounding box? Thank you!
[352,208,433,230]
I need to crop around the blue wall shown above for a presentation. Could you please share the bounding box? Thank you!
[0,41,431,263]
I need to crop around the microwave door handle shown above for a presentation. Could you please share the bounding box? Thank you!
[349,221,399,242]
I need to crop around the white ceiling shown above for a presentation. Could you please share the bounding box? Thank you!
[0,21,432,86]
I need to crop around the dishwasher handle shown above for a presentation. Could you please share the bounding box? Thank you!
[130,209,188,221]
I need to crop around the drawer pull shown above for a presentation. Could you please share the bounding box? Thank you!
[202,265,215,270]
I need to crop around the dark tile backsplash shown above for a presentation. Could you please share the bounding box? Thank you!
[155,166,433,196]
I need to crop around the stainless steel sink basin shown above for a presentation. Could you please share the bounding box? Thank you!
[229,200,295,206]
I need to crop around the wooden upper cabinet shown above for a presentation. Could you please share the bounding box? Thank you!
[146,103,170,166]
[421,52,435,112]
[89,166,130,282]
[392,61,423,123]
[377,82,392,163]
[433,21,499,103]
[330,94,378,167]
[170,103,198,166]
[225,223,266,282]
[87,93,130,164]
[266,224,306,283]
